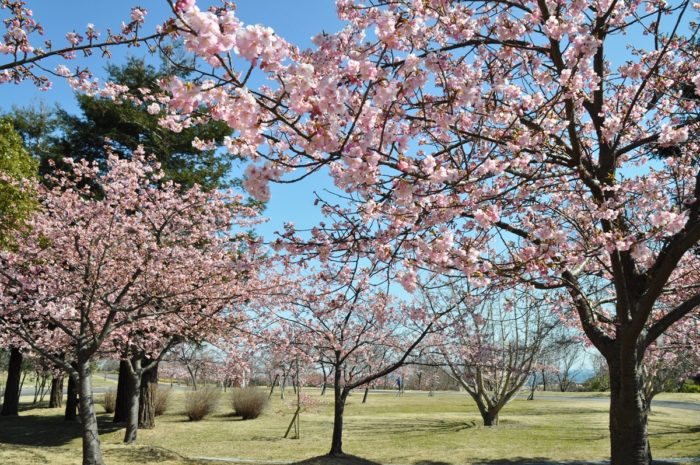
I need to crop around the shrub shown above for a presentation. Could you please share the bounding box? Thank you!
[232,387,268,420]
[102,389,116,414]
[184,386,220,421]
[679,380,700,393]
[154,386,171,416]
[580,375,609,392]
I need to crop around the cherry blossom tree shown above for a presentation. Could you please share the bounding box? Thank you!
[0,1,167,90]
[115,303,252,443]
[0,153,262,465]
[149,2,700,463]
[167,341,218,390]
[430,285,558,425]
[260,266,442,456]
[1,1,700,463]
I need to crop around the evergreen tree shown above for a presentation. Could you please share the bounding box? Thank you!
[0,118,37,248]
[11,57,235,191]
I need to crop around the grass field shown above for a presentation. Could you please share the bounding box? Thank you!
[0,388,698,465]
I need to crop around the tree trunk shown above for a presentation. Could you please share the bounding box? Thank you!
[123,369,141,444]
[65,371,78,421]
[77,360,105,465]
[281,374,286,400]
[268,373,278,399]
[559,377,568,392]
[1,347,22,416]
[39,375,50,403]
[329,369,348,456]
[187,367,197,390]
[32,374,40,404]
[482,410,499,426]
[472,395,500,427]
[113,360,131,423]
[362,386,369,403]
[320,367,328,396]
[540,369,546,391]
[608,353,651,465]
[49,374,64,408]
[139,361,158,429]
[527,373,536,400]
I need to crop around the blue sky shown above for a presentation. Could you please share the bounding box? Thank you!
[0,1,343,240]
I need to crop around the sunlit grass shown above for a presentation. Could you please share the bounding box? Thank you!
[1,387,698,465]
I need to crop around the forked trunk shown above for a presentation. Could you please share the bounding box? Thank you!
[139,362,158,429]
[1,347,22,416]
[77,360,105,465]
[470,393,501,427]
[49,374,64,408]
[607,353,651,465]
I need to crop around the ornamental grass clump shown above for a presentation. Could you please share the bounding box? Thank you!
[232,387,268,420]
[185,386,220,421]
[154,386,171,416]
[102,389,116,414]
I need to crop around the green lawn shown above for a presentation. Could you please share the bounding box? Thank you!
[0,388,698,465]
[527,390,700,404]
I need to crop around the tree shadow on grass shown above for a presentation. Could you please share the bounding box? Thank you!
[649,425,700,436]
[292,456,456,465]
[17,401,51,411]
[107,445,184,464]
[467,460,699,465]
[291,455,384,465]
[469,460,592,465]
[0,411,121,447]
[413,461,453,465]
[345,418,477,436]
[504,407,604,416]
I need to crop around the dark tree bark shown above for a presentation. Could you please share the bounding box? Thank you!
[138,360,158,429]
[76,359,105,465]
[49,374,64,408]
[541,369,547,391]
[123,355,161,443]
[474,399,502,427]
[607,349,652,465]
[362,386,369,403]
[123,368,141,444]
[65,370,78,421]
[481,410,499,426]
[1,347,22,416]
[112,360,131,423]
[329,370,349,457]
